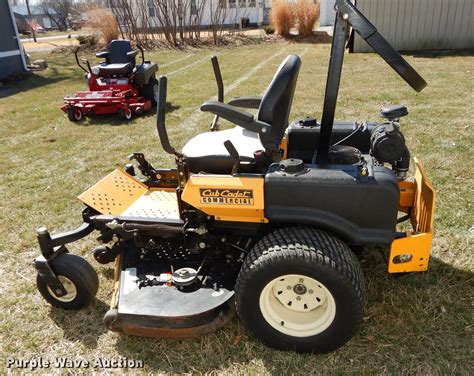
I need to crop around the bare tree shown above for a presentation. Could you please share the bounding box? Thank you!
[106,0,231,47]
[209,0,229,45]
[38,0,73,31]
[189,0,207,39]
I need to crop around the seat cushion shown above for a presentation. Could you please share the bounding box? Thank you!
[98,62,133,76]
[182,127,263,174]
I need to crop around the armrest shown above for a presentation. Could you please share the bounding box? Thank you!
[227,96,262,109]
[95,51,109,59]
[127,50,138,58]
[200,101,271,134]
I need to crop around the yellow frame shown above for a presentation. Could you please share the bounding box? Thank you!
[181,175,267,223]
[388,158,436,273]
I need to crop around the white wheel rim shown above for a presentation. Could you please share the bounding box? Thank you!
[259,274,336,337]
[46,275,77,302]
[125,108,132,119]
[74,109,82,120]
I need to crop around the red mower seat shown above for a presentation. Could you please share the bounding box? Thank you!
[98,62,134,77]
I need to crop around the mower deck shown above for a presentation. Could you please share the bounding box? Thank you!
[79,170,236,337]
[62,90,152,117]
[104,243,236,339]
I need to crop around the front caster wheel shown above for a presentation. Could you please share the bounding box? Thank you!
[235,227,365,354]
[36,254,99,310]
[118,107,132,121]
[66,105,83,122]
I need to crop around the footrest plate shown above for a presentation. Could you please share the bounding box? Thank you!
[78,169,180,220]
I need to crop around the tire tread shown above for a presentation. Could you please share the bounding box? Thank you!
[235,227,365,352]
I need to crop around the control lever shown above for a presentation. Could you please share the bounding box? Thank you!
[156,76,183,158]
[210,56,224,132]
[136,45,146,71]
[128,152,156,178]
[224,140,240,175]
[74,47,90,74]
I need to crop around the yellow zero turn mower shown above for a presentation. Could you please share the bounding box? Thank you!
[34,0,435,353]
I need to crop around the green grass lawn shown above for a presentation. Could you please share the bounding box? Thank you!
[0,41,473,374]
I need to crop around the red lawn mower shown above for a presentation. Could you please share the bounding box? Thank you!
[62,40,158,122]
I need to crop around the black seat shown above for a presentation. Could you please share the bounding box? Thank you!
[182,55,301,174]
[96,40,136,77]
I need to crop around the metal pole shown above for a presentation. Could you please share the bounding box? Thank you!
[25,0,37,43]
[316,10,348,164]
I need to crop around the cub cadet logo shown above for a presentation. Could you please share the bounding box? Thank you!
[200,189,254,205]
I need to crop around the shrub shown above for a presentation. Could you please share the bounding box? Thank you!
[293,0,320,37]
[86,9,119,45]
[263,25,275,35]
[77,34,98,46]
[270,0,294,38]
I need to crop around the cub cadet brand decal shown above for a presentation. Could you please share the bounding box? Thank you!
[200,189,254,205]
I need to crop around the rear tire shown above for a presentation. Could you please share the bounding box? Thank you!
[140,76,159,106]
[37,254,99,310]
[235,227,365,353]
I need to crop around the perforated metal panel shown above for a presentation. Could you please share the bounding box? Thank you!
[78,169,180,219]
[78,170,148,215]
[121,190,180,220]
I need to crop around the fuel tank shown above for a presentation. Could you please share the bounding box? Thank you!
[264,162,399,246]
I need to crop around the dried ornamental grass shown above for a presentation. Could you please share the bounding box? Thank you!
[270,0,294,37]
[293,0,320,37]
[87,9,119,45]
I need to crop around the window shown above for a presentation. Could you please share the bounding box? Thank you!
[229,0,236,8]
[248,0,256,7]
[238,0,246,7]
[147,0,155,17]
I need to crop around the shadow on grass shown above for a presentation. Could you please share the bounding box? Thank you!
[285,31,333,44]
[48,299,109,349]
[406,49,474,59]
[0,72,71,99]
[70,102,180,127]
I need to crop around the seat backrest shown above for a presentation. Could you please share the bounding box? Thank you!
[108,40,134,65]
[257,55,301,151]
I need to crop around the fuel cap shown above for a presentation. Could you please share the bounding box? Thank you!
[279,158,305,174]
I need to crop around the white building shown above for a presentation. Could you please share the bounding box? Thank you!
[133,0,272,29]
[320,0,335,26]
[353,0,474,52]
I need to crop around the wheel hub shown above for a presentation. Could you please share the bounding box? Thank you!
[259,274,336,337]
[293,283,307,295]
[272,276,327,312]
[46,275,77,302]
